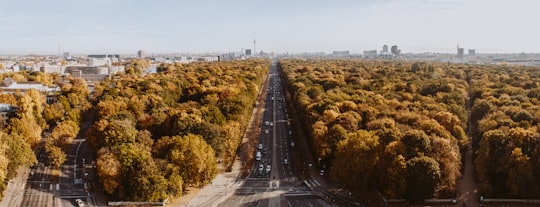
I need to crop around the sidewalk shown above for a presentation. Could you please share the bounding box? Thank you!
[0,168,28,207]
[183,157,244,207]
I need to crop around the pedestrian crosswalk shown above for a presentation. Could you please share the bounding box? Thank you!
[303,179,321,189]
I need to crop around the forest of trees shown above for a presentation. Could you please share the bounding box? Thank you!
[279,59,540,201]
[278,59,473,202]
[469,65,540,197]
[0,70,66,199]
[3,57,540,203]
[85,59,269,201]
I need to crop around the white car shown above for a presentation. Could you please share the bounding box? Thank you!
[266,164,271,172]
[269,122,273,126]
[265,129,269,134]
[283,158,288,165]
[255,151,261,161]
[75,199,85,207]
[259,164,264,172]
[258,144,263,150]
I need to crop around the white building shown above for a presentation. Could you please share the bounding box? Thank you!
[0,78,60,95]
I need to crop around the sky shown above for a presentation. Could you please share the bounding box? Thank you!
[0,0,539,55]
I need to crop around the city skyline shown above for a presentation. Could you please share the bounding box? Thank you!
[0,0,539,55]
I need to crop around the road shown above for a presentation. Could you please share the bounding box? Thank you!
[20,139,87,207]
[18,118,99,207]
[219,61,333,207]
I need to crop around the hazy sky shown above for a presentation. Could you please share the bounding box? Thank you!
[0,0,538,55]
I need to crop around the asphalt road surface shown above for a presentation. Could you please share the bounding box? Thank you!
[220,61,333,207]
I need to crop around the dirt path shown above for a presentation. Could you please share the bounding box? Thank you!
[455,84,480,206]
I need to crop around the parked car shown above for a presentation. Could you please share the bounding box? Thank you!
[283,158,288,165]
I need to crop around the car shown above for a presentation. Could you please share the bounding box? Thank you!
[262,148,267,155]
[320,170,325,176]
[255,151,261,161]
[265,129,269,134]
[283,158,288,165]
[259,164,264,172]
[258,144,263,150]
[75,199,85,207]
[266,164,271,172]
[269,122,273,126]
[265,121,269,126]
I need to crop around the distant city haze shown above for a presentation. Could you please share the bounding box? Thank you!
[0,0,538,55]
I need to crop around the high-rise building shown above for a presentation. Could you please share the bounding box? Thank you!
[457,45,464,59]
[468,49,475,56]
[137,50,146,58]
[391,45,400,56]
[245,49,252,56]
[382,45,389,53]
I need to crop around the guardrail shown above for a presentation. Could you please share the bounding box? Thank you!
[108,201,165,206]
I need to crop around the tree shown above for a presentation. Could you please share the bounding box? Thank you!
[97,149,122,195]
[51,120,79,147]
[401,130,432,158]
[17,89,46,126]
[153,134,218,187]
[2,132,36,179]
[43,102,65,124]
[0,135,10,194]
[406,156,441,203]
[45,145,66,168]
[9,118,42,147]
[332,130,379,187]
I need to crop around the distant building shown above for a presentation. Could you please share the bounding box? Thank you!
[0,78,59,102]
[469,49,476,56]
[40,65,65,74]
[391,45,401,56]
[363,50,378,59]
[89,58,111,67]
[382,45,389,53]
[63,52,70,60]
[245,49,252,56]
[0,103,17,127]
[137,50,146,58]
[65,66,110,81]
[333,51,350,58]
[457,45,464,59]
[88,54,119,66]
[88,54,120,59]
[66,66,100,75]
